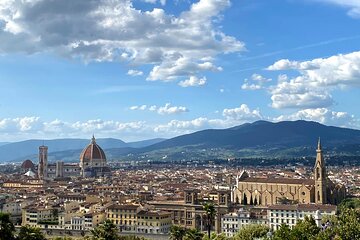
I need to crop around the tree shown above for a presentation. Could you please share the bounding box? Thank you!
[203,202,216,239]
[0,213,15,240]
[335,208,360,240]
[17,225,46,240]
[170,225,187,240]
[234,224,269,240]
[90,219,119,240]
[272,224,292,240]
[290,216,320,240]
[202,232,228,240]
[184,228,204,240]
[339,198,360,211]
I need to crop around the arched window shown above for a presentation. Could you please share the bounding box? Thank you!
[317,191,321,201]
[316,167,320,180]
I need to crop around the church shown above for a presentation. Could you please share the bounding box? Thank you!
[37,135,110,179]
[232,139,346,205]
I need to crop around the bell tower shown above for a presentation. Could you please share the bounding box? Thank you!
[38,145,48,180]
[314,138,327,204]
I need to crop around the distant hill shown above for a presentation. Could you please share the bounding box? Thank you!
[2,120,360,163]
[129,120,360,161]
[143,120,360,151]
[0,138,164,162]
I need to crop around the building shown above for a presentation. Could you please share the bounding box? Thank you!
[36,136,110,179]
[268,204,337,231]
[136,209,172,234]
[232,139,346,206]
[79,135,110,178]
[221,208,267,237]
[38,145,48,180]
[149,189,232,233]
[106,204,139,232]
[70,212,105,231]
[106,204,172,234]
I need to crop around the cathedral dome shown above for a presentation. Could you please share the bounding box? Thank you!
[80,136,106,162]
[21,159,35,170]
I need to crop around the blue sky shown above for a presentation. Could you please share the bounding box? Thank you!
[0,0,360,141]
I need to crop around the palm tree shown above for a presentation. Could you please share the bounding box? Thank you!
[170,225,186,240]
[17,225,46,240]
[0,213,15,240]
[203,202,216,239]
[184,228,204,240]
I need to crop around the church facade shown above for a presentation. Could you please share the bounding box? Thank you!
[37,136,110,179]
[232,139,346,206]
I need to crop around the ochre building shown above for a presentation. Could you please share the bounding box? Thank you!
[232,139,346,206]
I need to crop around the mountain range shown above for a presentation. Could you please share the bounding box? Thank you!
[0,138,164,162]
[1,120,360,163]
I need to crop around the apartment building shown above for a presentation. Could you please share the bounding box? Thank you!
[268,204,337,230]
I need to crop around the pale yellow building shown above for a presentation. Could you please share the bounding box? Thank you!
[106,204,139,232]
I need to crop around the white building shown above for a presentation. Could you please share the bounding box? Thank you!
[221,208,267,237]
[268,204,336,231]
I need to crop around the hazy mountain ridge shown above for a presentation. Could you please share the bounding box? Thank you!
[2,120,360,162]
[0,138,165,162]
[141,120,360,152]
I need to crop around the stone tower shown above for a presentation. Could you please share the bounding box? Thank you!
[314,138,327,204]
[38,145,48,180]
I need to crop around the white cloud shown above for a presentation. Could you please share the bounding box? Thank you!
[0,0,244,82]
[1,105,359,141]
[251,73,272,83]
[275,108,360,129]
[267,51,360,109]
[223,104,262,121]
[127,69,144,76]
[129,103,189,115]
[179,76,207,87]
[315,0,360,18]
[154,104,263,134]
[142,0,166,5]
[130,105,147,110]
[0,116,148,141]
[0,117,42,132]
[241,73,271,90]
[269,78,333,109]
[157,103,188,115]
[241,82,262,90]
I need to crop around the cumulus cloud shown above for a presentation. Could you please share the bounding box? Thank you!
[0,0,244,82]
[129,103,188,114]
[241,73,271,90]
[267,51,360,109]
[223,104,262,121]
[154,104,263,134]
[315,0,360,18]
[157,103,188,115]
[127,69,144,76]
[1,106,359,141]
[179,76,207,87]
[275,108,360,129]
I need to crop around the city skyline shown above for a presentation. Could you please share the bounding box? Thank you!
[1,0,360,141]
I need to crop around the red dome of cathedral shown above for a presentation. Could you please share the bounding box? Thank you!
[21,159,35,170]
[80,135,106,162]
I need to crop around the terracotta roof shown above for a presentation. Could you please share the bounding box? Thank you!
[107,204,139,210]
[21,159,35,169]
[80,136,106,161]
[268,204,336,211]
[239,177,314,185]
